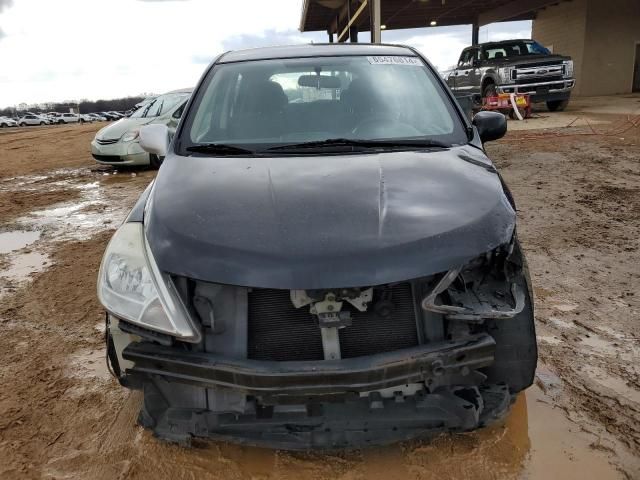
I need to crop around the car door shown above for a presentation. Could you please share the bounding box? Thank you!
[452,49,474,92]
[467,48,483,96]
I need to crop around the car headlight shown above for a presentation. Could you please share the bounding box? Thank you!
[563,60,574,78]
[97,222,201,342]
[497,67,515,84]
[122,130,139,142]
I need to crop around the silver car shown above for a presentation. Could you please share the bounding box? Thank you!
[18,114,49,126]
[0,116,18,127]
[90,89,191,168]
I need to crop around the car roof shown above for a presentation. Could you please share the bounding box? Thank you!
[219,43,416,64]
[475,39,533,48]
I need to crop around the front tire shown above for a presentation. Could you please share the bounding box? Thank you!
[483,82,498,99]
[40,121,45,125]
[547,99,569,112]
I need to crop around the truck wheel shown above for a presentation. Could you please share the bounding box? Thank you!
[149,154,163,169]
[483,83,497,99]
[547,99,569,112]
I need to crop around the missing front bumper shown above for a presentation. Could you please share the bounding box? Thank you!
[122,334,495,396]
[137,381,511,449]
[119,334,507,449]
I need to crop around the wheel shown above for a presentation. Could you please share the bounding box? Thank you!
[547,99,569,112]
[20,123,26,127]
[58,120,64,124]
[483,82,498,99]
[40,121,45,125]
[0,123,6,128]
[149,154,163,169]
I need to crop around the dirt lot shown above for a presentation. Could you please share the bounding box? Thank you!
[0,116,639,479]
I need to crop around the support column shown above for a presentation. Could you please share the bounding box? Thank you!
[328,31,334,43]
[349,25,358,43]
[471,21,479,45]
[369,0,381,43]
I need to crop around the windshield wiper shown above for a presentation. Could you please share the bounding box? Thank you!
[186,143,255,155]
[267,138,451,152]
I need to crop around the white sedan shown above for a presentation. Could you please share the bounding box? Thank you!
[54,113,81,124]
[18,114,49,126]
[0,116,18,127]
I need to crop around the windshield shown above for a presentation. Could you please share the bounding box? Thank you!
[131,93,189,119]
[180,55,467,153]
[483,40,551,59]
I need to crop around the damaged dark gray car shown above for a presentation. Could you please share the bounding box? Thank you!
[98,44,537,449]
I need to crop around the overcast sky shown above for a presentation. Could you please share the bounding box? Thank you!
[0,0,531,107]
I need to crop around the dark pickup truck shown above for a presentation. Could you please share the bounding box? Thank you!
[446,39,575,111]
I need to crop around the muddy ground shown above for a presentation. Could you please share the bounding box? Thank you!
[0,120,638,479]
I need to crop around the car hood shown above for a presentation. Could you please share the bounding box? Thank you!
[145,146,516,289]
[95,117,154,141]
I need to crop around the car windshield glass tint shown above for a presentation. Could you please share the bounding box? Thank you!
[526,41,551,55]
[184,55,467,151]
[484,41,549,59]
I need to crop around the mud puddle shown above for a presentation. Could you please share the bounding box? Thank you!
[0,230,41,254]
[68,378,627,480]
[68,348,111,382]
[0,169,146,296]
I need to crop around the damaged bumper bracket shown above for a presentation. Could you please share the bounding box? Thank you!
[421,267,525,321]
[122,334,495,396]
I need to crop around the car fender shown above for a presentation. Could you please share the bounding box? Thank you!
[480,70,500,88]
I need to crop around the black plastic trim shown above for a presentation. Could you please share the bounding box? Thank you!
[123,334,495,395]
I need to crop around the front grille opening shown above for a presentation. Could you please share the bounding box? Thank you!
[247,283,419,361]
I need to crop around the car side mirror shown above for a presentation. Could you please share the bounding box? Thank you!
[472,111,507,143]
[139,124,169,156]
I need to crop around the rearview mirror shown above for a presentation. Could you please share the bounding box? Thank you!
[139,124,169,156]
[298,75,341,89]
[472,111,507,143]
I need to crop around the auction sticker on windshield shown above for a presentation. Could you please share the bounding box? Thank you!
[367,56,422,66]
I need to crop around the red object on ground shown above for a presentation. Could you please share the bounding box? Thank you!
[483,93,532,119]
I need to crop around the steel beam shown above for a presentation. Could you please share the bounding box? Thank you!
[337,0,368,42]
[369,0,381,43]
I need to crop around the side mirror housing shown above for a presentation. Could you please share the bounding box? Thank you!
[472,111,507,143]
[139,124,169,156]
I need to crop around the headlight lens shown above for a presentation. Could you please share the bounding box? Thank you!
[121,130,139,142]
[563,60,574,78]
[97,222,201,342]
[497,67,515,84]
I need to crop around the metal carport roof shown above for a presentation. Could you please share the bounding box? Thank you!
[300,0,566,41]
